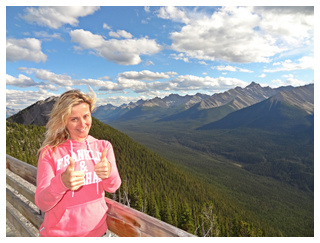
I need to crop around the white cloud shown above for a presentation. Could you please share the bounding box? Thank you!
[19,68,74,86]
[17,67,122,90]
[213,65,253,73]
[271,74,312,87]
[170,53,190,63]
[109,30,133,39]
[119,70,177,81]
[168,75,248,91]
[144,6,150,13]
[98,76,112,81]
[6,74,37,87]
[264,56,313,73]
[33,31,64,41]
[169,6,281,63]
[6,38,47,63]
[259,74,266,78]
[254,7,314,46]
[160,6,313,64]
[20,6,100,29]
[98,69,248,94]
[6,67,250,109]
[145,61,154,66]
[70,29,162,65]
[157,6,190,24]
[6,89,57,110]
[103,23,112,30]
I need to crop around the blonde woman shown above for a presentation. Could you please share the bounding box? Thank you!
[35,89,121,237]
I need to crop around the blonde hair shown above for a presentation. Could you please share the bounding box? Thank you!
[38,89,96,156]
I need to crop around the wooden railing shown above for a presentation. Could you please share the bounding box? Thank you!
[6,154,195,237]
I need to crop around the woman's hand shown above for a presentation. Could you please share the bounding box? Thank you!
[94,148,111,180]
[61,157,85,191]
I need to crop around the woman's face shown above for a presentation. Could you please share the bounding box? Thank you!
[66,102,92,142]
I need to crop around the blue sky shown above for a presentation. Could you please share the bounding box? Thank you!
[5,4,314,111]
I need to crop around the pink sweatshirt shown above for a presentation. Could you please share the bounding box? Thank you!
[35,135,121,237]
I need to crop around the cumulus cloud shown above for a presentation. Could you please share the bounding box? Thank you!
[6,89,57,109]
[167,75,248,91]
[6,38,47,62]
[144,6,150,13]
[259,74,266,78]
[100,71,248,94]
[145,61,154,66]
[170,53,190,63]
[213,65,253,73]
[264,56,313,73]
[17,67,122,91]
[158,6,313,64]
[33,31,64,41]
[18,67,74,86]
[254,7,314,46]
[119,70,177,81]
[157,6,190,24]
[70,29,162,65]
[271,74,312,87]
[103,23,112,30]
[6,74,37,87]
[109,30,133,39]
[20,6,100,29]
[7,67,249,109]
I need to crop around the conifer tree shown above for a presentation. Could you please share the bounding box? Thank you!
[179,202,195,233]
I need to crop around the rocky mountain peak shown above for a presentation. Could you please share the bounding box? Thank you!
[7,96,58,126]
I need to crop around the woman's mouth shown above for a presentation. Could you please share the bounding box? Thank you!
[77,127,87,133]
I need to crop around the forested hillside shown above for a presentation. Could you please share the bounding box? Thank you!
[7,119,274,237]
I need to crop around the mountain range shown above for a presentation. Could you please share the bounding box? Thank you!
[199,84,314,132]
[93,82,313,131]
[7,82,314,132]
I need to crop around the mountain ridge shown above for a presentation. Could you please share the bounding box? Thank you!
[93,82,298,124]
[7,96,58,125]
[198,84,314,131]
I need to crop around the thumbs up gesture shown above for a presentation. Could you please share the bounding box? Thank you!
[61,157,85,191]
[94,148,111,180]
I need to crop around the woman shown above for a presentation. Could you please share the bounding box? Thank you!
[35,89,122,237]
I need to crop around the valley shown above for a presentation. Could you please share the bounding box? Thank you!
[109,118,314,236]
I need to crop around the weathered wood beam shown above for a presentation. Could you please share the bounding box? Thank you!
[6,174,36,205]
[6,154,37,186]
[6,207,35,237]
[105,197,196,237]
[6,188,44,230]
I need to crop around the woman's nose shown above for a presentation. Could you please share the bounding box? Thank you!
[80,118,86,126]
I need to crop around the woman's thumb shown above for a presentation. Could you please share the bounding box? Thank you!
[69,157,75,171]
[101,148,107,160]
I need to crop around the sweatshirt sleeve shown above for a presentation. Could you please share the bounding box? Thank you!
[35,148,69,212]
[101,141,122,193]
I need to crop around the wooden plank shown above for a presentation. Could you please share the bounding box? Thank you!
[105,198,196,237]
[6,154,37,186]
[106,214,142,237]
[6,188,44,230]
[6,175,36,204]
[6,206,35,237]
